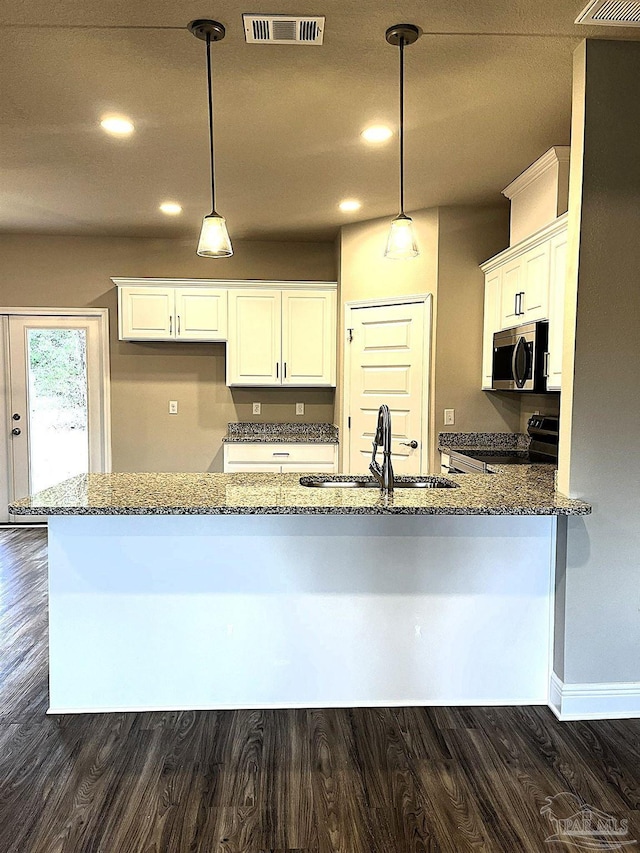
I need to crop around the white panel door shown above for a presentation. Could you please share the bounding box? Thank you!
[174,288,228,341]
[119,286,174,340]
[5,315,108,522]
[521,241,551,322]
[547,231,568,391]
[346,301,429,476]
[499,258,523,328]
[482,269,501,389]
[227,290,282,386]
[281,290,336,386]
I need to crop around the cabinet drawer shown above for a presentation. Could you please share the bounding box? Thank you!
[224,442,337,466]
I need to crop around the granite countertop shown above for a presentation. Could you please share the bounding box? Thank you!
[438,431,530,452]
[223,422,339,444]
[9,468,590,517]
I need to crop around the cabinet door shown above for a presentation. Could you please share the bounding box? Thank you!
[175,288,228,341]
[482,270,501,389]
[499,258,523,328]
[521,241,551,322]
[281,290,337,386]
[547,231,568,391]
[119,287,175,340]
[227,290,282,386]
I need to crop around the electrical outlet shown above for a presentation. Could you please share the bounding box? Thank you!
[296,402,305,416]
[169,400,178,414]
[444,408,455,426]
[252,402,261,415]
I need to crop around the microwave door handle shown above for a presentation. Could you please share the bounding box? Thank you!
[511,336,531,389]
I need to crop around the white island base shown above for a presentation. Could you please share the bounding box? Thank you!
[47,514,556,713]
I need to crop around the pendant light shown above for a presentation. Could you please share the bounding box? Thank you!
[384,24,420,260]
[189,19,233,258]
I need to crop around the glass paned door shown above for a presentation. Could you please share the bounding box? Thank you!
[26,328,90,493]
[5,315,108,522]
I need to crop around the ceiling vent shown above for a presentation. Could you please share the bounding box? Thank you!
[576,0,640,26]
[243,14,324,44]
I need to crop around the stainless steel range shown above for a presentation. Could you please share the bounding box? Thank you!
[448,415,559,474]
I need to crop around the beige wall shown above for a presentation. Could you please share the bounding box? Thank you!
[336,210,439,468]
[0,234,336,472]
[435,207,521,445]
[338,206,526,471]
[557,40,640,684]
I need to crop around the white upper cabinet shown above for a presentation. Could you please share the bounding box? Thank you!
[118,286,174,340]
[281,290,336,386]
[174,287,227,341]
[116,280,227,342]
[500,258,524,328]
[520,241,550,322]
[480,214,568,390]
[482,270,501,390]
[227,290,282,386]
[227,286,337,387]
[547,231,568,391]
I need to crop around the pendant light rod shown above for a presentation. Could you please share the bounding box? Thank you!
[189,19,226,214]
[385,24,420,217]
[205,33,217,214]
[399,36,405,215]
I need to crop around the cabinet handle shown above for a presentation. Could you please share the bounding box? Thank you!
[514,293,518,316]
[169,316,172,335]
[519,292,525,315]
[543,351,550,378]
[273,452,290,457]
[276,362,279,379]
[284,362,287,379]
[177,315,181,335]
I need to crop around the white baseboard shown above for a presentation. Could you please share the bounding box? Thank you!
[549,672,640,720]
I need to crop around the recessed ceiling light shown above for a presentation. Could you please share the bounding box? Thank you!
[100,115,135,137]
[159,202,183,215]
[361,125,393,143]
[339,199,362,212]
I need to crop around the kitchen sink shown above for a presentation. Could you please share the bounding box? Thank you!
[299,475,459,489]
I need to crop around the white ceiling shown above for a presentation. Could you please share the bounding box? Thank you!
[0,0,637,242]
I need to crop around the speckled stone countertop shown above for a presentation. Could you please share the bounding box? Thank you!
[9,469,590,517]
[438,432,530,452]
[223,423,339,443]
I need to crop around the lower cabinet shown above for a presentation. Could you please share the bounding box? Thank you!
[223,442,338,474]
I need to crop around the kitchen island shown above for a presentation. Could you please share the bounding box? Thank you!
[11,469,589,714]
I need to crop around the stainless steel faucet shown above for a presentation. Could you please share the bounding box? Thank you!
[369,404,394,493]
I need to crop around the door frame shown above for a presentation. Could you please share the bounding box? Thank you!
[342,294,433,475]
[1,307,112,520]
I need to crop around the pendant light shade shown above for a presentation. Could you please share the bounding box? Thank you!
[197,213,233,257]
[385,213,419,259]
[189,19,233,258]
[384,24,420,260]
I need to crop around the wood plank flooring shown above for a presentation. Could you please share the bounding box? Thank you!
[1,527,640,852]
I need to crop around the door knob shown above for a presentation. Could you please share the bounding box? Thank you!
[11,427,21,436]
[400,440,418,449]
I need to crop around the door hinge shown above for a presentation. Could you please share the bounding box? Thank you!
[347,416,351,429]
[347,328,353,343]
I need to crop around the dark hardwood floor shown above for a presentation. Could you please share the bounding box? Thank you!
[1,527,639,852]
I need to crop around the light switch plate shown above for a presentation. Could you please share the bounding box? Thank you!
[444,408,455,426]
[169,400,178,414]
[296,402,305,415]
[252,402,261,415]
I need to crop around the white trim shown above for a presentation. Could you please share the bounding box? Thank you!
[480,213,568,273]
[112,277,337,291]
[549,672,640,720]
[502,147,571,200]
[49,697,549,715]
[342,294,432,475]
[0,308,112,519]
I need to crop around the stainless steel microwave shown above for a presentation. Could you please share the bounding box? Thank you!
[492,321,549,392]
